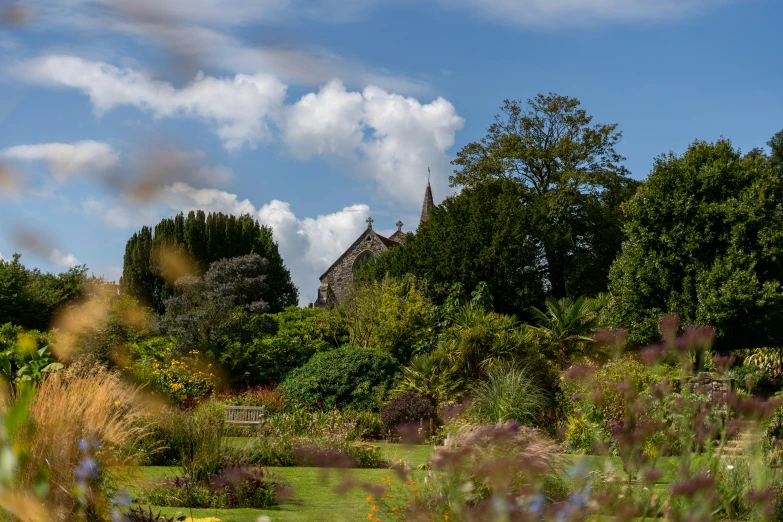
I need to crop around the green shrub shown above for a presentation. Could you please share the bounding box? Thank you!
[280,346,399,412]
[595,357,657,427]
[729,362,781,395]
[348,411,383,440]
[763,403,783,466]
[128,336,217,403]
[563,415,611,454]
[381,392,437,441]
[346,442,385,468]
[469,363,549,427]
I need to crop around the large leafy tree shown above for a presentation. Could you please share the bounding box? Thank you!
[122,211,297,313]
[608,137,783,348]
[0,253,87,330]
[161,254,275,352]
[451,93,639,298]
[360,179,545,317]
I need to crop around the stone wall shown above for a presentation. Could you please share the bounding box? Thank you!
[316,229,390,306]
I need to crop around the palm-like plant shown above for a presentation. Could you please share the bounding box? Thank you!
[529,295,600,369]
[439,303,534,384]
[393,353,461,406]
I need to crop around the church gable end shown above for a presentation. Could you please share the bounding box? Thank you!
[315,218,395,307]
[314,180,434,307]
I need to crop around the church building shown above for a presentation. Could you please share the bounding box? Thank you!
[315,180,435,307]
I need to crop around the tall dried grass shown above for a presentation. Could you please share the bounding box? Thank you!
[16,366,149,520]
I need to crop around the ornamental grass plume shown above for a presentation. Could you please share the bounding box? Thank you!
[15,365,149,520]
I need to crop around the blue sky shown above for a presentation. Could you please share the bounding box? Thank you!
[0,0,781,305]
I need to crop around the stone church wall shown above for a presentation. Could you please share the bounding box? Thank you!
[318,230,390,306]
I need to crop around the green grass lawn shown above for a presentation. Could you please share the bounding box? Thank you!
[124,466,423,522]
[121,446,686,522]
[225,437,435,468]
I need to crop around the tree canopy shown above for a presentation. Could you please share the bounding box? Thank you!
[122,211,297,313]
[359,179,545,318]
[0,254,87,331]
[451,93,639,297]
[608,137,783,348]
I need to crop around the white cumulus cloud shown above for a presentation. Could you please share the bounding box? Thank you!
[282,79,464,206]
[83,182,373,304]
[15,59,462,206]
[49,248,81,267]
[17,56,287,151]
[1,140,119,182]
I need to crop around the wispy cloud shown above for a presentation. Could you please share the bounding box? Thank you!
[20,0,427,94]
[1,141,119,182]
[440,0,732,27]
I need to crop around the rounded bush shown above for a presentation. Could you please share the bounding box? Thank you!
[280,346,398,412]
[381,391,437,440]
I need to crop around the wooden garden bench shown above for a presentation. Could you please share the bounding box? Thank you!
[224,405,265,426]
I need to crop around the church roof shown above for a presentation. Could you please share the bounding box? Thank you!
[318,227,399,281]
[420,180,435,225]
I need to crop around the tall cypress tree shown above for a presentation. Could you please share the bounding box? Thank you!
[122,212,298,313]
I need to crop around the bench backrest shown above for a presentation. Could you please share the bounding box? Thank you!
[224,405,265,424]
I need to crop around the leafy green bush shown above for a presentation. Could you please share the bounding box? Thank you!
[0,323,62,383]
[128,336,217,403]
[226,306,337,385]
[595,357,657,427]
[763,402,783,466]
[563,415,611,454]
[280,346,398,412]
[469,363,549,427]
[729,361,781,395]
[381,392,437,440]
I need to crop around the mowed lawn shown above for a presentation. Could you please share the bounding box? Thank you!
[125,466,425,522]
[122,441,434,522]
[121,442,683,522]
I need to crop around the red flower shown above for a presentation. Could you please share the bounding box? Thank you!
[317,402,322,409]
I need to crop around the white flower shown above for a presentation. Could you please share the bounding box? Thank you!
[727,465,735,470]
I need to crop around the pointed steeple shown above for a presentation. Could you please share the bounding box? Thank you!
[420,168,435,226]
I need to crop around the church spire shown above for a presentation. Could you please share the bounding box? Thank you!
[420,168,435,226]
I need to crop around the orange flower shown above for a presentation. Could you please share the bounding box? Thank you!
[367,515,374,519]
[372,505,378,512]
[392,508,397,512]
[367,496,373,503]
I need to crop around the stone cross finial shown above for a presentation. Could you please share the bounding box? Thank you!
[396,220,403,232]
[366,216,374,229]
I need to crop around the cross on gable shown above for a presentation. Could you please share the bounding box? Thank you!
[366,216,374,229]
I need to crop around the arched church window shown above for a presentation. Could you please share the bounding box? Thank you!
[352,250,374,272]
